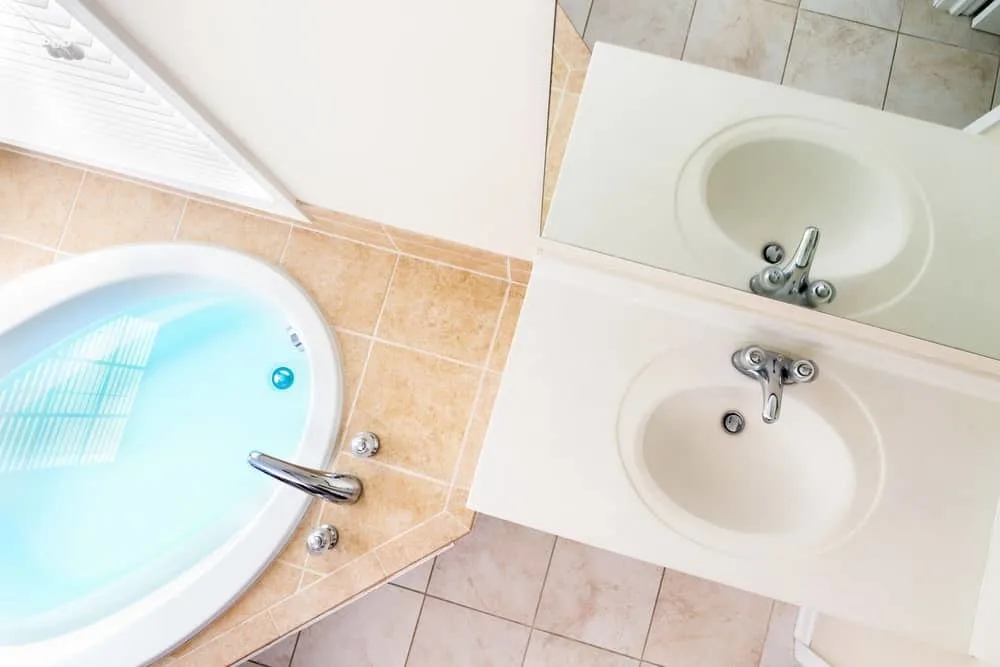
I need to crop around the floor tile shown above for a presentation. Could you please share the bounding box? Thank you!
[643,569,773,667]
[428,515,556,623]
[523,631,638,667]
[884,34,999,127]
[248,633,297,667]
[391,557,435,592]
[292,584,422,667]
[584,0,696,59]
[534,539,662,657]
[783,10,897,107]
[407,597,531,667]
[560,0,593,36]
[900,0,1000,55]
[800,0,904,30]
[759,602,799,667]
[683,0,797,83]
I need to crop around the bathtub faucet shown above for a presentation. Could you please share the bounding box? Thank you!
[247,451,363,504]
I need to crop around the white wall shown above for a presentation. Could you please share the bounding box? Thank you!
[82,0,553,258]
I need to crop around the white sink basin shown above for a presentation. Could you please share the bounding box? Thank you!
[675,117,933,317]
[618,341,884,559]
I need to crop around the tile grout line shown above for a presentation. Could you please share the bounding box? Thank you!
[518,627,535,667]
[170,198,190,241]
[881,31,901,111]
[779,8,801,85]
[290,221,515,285]
[581,0,595,39]
[286,627,302,667]
[638,567,666,664]
[335,326,500,373]
[340,253,399,444]
[54,170,87,254]
[754,600,779,667]
[445,283,511,493]
[0,233,61,253]
[528,536,558,628]
[680,0,700,61]
[402,592,429,666]
[276,222,294,264]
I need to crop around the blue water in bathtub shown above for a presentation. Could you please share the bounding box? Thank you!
[0,290,312,643]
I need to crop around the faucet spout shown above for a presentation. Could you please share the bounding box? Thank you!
[750,227,835,308]
[761,354,784,424]
[731,346,816,424]
[790,226,820,270]
[248,451,363,504]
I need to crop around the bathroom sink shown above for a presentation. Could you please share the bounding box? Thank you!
[617,341,884,559]
[675,117,932,317]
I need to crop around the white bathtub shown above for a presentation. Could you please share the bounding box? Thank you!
[0,244,341,666]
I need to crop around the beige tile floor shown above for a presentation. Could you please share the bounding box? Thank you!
[569,0,1000,128]
[240,515,798,667]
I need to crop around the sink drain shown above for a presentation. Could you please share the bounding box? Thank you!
[722,410,745,435]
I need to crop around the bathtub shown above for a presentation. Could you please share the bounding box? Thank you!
[0,244,341,666]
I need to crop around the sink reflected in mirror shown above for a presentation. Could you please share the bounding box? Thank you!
[618,342,884,559]
[676,118,933,318]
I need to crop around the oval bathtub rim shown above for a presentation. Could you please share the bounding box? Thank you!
[0,242,342,667]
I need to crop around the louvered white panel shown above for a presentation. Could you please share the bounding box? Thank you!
[0,0,271,202]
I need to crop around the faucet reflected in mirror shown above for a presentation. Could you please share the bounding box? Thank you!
[731,345,817,424]
[749,227,836,309]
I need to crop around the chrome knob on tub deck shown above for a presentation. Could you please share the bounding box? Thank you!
[305,524,339,554]
[247,451,363,504]
[349,431,380,457]
[732,345,817,424]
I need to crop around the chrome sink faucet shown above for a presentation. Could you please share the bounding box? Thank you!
[750,226,836,308]
[732,346,817,424]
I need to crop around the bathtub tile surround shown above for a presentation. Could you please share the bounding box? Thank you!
[560,0,1000,128]
[0,149,83,246]
[240,516,794,667]
[61,172,187,253]
[0,146,530,666]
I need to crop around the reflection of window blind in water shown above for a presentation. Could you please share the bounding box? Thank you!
[0,315,159,473]
[0,0,269,200]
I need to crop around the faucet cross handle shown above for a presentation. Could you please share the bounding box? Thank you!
[750,227,836,308]
[732,346,817,424]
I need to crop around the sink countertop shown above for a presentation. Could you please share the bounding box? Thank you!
[469,244,1000,659]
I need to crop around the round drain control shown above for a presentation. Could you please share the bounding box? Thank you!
[761,242,785,265]
[722,410,746,435]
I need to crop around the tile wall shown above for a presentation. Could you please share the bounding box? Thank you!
[0,146,528,666]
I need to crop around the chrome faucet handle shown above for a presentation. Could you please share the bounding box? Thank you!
[731,346,818,424]
[248,451,363,504]
[749,227,835,308]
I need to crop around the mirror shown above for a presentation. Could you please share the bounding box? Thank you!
[542,42,1000,361]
